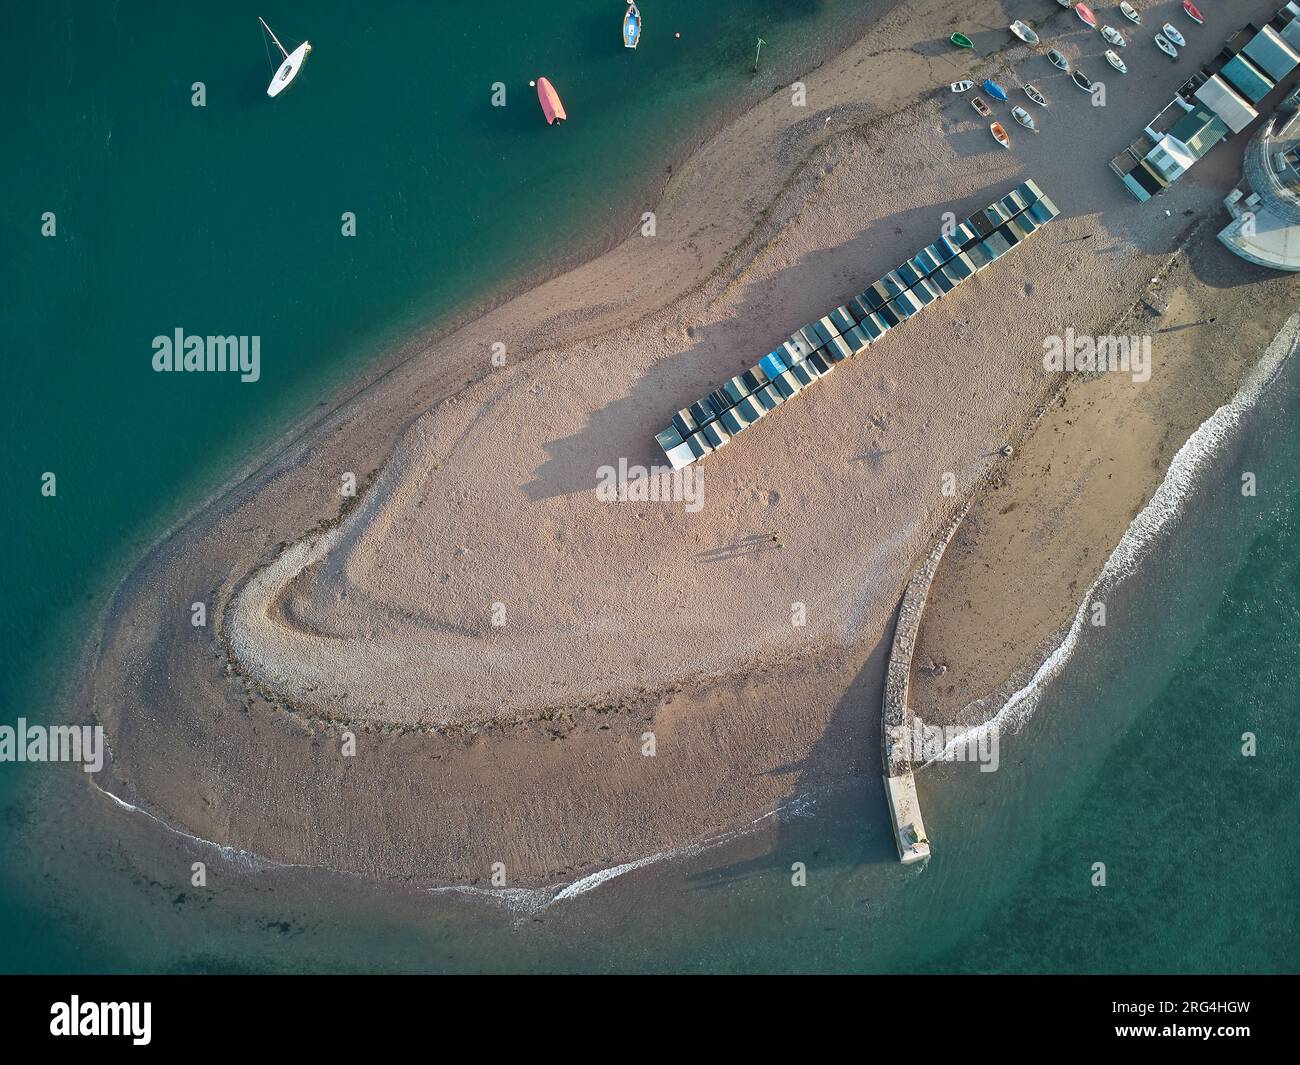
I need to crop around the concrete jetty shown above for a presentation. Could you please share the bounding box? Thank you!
[881,502,970,863]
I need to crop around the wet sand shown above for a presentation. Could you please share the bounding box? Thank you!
[73,0,1296,887]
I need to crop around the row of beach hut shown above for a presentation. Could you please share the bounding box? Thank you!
[655,181,1060,469]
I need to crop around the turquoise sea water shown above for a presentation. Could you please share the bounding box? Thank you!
[2,2,1298,973]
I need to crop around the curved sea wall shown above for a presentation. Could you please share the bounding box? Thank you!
[881,501,970,863]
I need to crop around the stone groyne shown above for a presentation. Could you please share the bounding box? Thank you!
[881,502,970,863]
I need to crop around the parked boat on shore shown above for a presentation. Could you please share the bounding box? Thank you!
[951,32,974,49]
[971,95,992,117]
[951,80,974,93]
[1163,23,1186,47]
[1075,3,1098,29]
[984,78,1009,101]
[1102,25,1127,47]
[1183,1,1205,25]
[1155,33,1179,59]
[1024,82,1048,106]
[1121,2,1142,24]
[1105,49,1128,74]
[990,121,1011,148]
[1012,106,1038,132]
[1072,69,1095,92]
[1011,21,1041,45]
[1049,49,1071,72]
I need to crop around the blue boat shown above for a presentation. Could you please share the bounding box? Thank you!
[623,3,641,49]
[983,78,1009,101]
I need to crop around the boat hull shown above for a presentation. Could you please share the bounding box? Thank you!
[267,41,311,98]
[1155,34,1179,58]
[1075,4,1098,29]
[990,122,1011,148]
[1163,24,1186,47]
[537,77,566,124]
[623,5,641,48]
[1183,1,1204,24]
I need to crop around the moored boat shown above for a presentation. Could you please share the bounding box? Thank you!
[950,32,974,49]
[1075,3,1098,29]
[1072,69,1095,92]
[1048,48,1071,72]
[951,79,974,93]
[1011,106,1038,132]
[1183,1,1204,24]
[1105,49,1128,73]
[623,3,642,49]
[1163,23,1186,47]
[990,121,1011,148]
[1102,25,1127,47]
[1121,2,1142,24]
[1056,0,1072,7]
[1155,33,1178,58]
[258,16,311,99]
[983,78,1009,101]
[1010,21,1041,45]
[537,77,567,124]
[971,95,992,117]
[1024,82,1047,106]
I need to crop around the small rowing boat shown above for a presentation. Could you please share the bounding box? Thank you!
[951,32,974,49]
[951,80,974,93]
[1072,70,1095,92]
[1183,1,1204,25]
[971,95,992,117]
[537,77,567,124]
[1163,23,1185,47]
[990,121,1011,148]
[1105,49,1128,73]
[1048,48,1070,72]
[623,3,641,49]
[1102,25,1127,47]
[1075,3,1098,29]
[1024,83,1047,106]
[1121,2,1142,24]
[1155,33,1178,58]
[983,78,1009,101]
[1012,106,1038,132]
[1010,21,1040,45]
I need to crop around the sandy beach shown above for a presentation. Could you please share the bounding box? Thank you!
[73,0,1299,888]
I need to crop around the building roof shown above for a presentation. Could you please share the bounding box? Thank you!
[1242,25,1300,82]
[1195,76,1260,133]
[1222,54,1275,104]
[1167,107,1230,158]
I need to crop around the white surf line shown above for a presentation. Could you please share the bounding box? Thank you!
[430,792,820,914]
[925,312,1300,764]
[89,777,314,872]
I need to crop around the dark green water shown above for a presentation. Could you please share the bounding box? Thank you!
[2,2,1298,973]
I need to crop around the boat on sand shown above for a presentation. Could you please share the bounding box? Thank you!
[951,32,974,49]
[983,78,1009,101]
[1102,25,1127,47]
[1121,2,1142,24]
[1049,49,1071,72]
[971,95,992,117]
[990,121,1011,148]
[1011,106,1038,132]
[1155,34,1178,59]
[1163,23,1186,47]
[1183,1,1205,25]
[1075,3,1098,29]
[1010,21,1041,45]
[1105,49,1128,74]
[1072,70,1095,92]
[951,80,974,93]
[1024,83,1047,106]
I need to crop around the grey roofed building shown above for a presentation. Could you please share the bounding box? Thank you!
[1195,75,1260,134]
[1219,86,1300,270]
[1242,24,1300,82]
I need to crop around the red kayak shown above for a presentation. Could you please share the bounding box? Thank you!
[1183,0,1205,24]
[1075,3,1098,29]
[537,77,566,125]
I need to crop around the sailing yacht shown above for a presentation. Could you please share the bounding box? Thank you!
[259,17,311,98]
